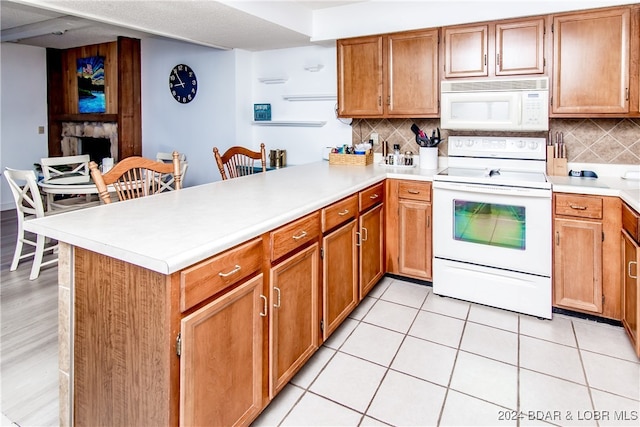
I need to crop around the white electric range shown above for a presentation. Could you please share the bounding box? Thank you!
[432,136,552,319]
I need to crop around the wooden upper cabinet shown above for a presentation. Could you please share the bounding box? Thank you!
[444,17,546,79]
[337,35,384,117]
[552,7,630,114]
[337,29,439,118]
[496,18,545,75]
[444,24,488,78]
[385,29,439,116]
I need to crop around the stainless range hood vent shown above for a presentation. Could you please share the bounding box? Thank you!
[441,77,548,92]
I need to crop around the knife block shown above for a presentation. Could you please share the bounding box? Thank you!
[546,146,567,176]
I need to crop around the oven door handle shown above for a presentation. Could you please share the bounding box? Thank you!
[433,180,551,198]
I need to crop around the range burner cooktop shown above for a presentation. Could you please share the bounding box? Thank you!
[434,136,551,189]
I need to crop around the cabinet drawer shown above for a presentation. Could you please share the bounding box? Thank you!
[398,181,431,202]
[180,238,263,312]
[322,195,358,233]
[359,182,384,212]
[622,203,640,243]
[271,211,321,261]
[555,194,602,219]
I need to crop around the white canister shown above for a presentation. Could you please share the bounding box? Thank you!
[101,157,114,173]
[419,147,438,170]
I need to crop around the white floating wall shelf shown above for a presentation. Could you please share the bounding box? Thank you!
[304,64,324,72]
[282,94,337,102]
[257,77,288,84]
[251,121,327,127]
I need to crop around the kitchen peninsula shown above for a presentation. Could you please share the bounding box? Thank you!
[24,160,640,426]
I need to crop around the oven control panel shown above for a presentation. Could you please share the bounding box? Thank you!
[448,136,546,160]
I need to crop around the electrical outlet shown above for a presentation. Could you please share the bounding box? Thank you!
[38,126,45,134]
[370,132,379,146]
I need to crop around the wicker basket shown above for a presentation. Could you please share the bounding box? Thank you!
[329,150,373,166]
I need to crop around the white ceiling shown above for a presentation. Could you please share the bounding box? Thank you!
[1,1,636,52]
[0,0,363,51]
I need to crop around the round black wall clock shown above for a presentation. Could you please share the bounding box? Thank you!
[169,64,197,104]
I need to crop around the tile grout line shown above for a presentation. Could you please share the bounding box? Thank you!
[572,319,600,427]
[435,297,471,426]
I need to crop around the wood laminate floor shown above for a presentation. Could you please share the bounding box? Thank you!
[1,209,59,426]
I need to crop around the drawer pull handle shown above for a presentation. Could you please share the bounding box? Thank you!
[361,226,368,242]
[407,189,420,194]
[292,231,308,240]
[259,295,267,317]
[273,287,281,308]
[569,204,587,210]
[629,261,638,279]
[356,231,361,247]
[338,209,350,216]
[218,264,241,277]
[369,193,379,199]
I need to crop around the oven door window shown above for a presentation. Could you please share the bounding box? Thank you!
[453,200,525,250]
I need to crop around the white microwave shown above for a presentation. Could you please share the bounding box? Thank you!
[440,77,549,131]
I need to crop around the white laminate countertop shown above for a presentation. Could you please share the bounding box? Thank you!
[25,160,639,275]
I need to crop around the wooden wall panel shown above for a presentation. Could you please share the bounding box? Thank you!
[74,248,175,426]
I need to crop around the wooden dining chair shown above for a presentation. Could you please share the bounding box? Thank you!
[39,154,97,211]
[213,143,266,180]
[88,151,182,204]
[3,168,59,280]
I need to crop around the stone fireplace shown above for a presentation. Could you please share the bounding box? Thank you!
[61,121,119,164]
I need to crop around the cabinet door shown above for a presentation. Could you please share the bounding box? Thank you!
[552,8,630,114]
[269,243,319,398]
[496,18,545,75]
[386,29,439,116]
[398,199,432,280]
[622,231,640,357]
[444,25,488,78]
[337,35,383,117]
[322,220,358,340]
[360,204,384,298]
[554,218,603,313]
[180,275,264,427]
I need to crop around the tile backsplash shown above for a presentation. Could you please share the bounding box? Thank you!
[353,118,640,165]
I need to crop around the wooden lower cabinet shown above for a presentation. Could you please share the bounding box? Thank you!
[554,218,603,313]
[553,193,622,319]
[622,230,640,357]
[179,275,264,426]
[322,220,358,340]
[269,243,319,398]
[359,203,384,297]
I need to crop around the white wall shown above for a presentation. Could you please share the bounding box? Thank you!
[141,38,242,186]
[0,43,48,211]
[251,45,352,166]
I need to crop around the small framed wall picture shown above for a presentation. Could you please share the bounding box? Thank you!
[254,104,271,121]
[169,64,197,104]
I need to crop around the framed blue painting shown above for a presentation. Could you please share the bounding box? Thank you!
[77,56,105,113]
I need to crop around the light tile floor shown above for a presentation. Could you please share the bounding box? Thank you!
[252,276,640,427]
